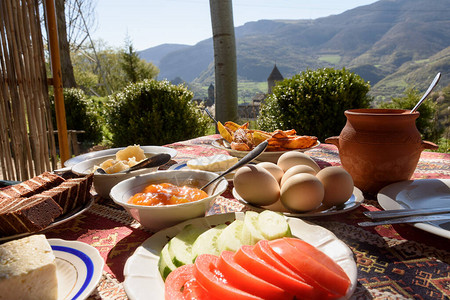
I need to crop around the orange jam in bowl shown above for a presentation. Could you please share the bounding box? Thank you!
[128,182,209,206]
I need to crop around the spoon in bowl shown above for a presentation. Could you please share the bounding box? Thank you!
[95,153,172,174]
[410,72,441,113]
[200,140,269,191]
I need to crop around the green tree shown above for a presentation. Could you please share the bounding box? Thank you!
[378,88,442,142]
[120,38,159,84]
[71,40,159,97]
[257,68,372,141]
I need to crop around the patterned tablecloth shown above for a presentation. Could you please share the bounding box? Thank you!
[43,134,450,300]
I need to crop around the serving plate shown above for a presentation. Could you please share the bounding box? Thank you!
[378,179,450,239]
[123,212,357,300]
[211,138,320,163]
[0,197,94,243]
[64,146,178,167]
[49,239,104,300]
[233,186,364,217]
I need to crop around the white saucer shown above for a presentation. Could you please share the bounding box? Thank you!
[49,239,104,300]
[378,179,450,239]
[123,212,357,300]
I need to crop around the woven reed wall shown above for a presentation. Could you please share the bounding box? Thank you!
[0,0,58,181]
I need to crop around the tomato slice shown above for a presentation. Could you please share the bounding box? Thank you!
[234,245,315,299]
[194,254,263,300]
[164,264,209,300]
[182,278,212,300]
[269,238,350,297]
[217,250,291,300]
[253,240,305,281]
[284,238,349,280]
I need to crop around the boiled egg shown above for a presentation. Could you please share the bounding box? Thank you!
[280,165,317,186]
[258,162,284,184]
[316,166,354,208]
[280,173,324,212]
[277,152,320,173]
[233,165,280,206]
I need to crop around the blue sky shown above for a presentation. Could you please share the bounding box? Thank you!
[91,0,379,51]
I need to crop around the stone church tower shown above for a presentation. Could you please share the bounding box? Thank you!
[267,64,283,94]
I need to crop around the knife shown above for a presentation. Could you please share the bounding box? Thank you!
[358,213,450,227]
[363,207,450,219]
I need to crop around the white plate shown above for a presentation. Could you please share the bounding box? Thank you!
[233,187,364,217]
[169,162,236,180]
[0,197,95,243]
[123,212,357,300]
[64,146,178,167]
[378,179,450,239]
[48,239,104,300]
[211,138,320,163]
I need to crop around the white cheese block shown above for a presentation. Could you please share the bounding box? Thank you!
[187,154,238,172]
[0,234,58,300]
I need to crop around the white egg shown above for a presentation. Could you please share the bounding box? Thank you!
[234,164,280,206]
[258,162,284,184]
[280,173,324,212]
[280,165,317,187]
[277,151,320,173]
[316,166,354,208]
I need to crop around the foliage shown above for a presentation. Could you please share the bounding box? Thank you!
[120,37,159,84]
[257,68,372,141]
[106,79,209,146]
[378,88,443,142]
[71,40,159,97]
[50,88,102,147]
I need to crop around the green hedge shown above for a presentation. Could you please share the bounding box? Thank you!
[106,79,209,146]
[257,68,372,141]
[50,88,102,146]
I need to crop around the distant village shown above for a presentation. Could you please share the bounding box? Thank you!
[186,65,284,120]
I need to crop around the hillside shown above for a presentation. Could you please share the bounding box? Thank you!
[138,44,190,67]
[140,0,450,101]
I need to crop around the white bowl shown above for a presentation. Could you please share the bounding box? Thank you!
[64,146,177,167]
[109,170,228,232]
[71,150,176,199]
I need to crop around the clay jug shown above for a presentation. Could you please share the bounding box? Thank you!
[325,109,438,194]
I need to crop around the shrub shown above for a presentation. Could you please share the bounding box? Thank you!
[378,88,443,143]
[50,88,103,146]
[257,68,372,141]
[106,79,209,146]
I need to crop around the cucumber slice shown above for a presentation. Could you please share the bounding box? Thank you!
[158,242,177,280]
[241,211,265,245]
[257,210,291,240]
[191,224,227,259]
[217,220,244,252]
[168,224,208,267]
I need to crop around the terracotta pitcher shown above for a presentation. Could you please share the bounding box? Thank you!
[325,108,438,194]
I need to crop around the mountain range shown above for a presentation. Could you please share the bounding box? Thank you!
[139,0,450,102]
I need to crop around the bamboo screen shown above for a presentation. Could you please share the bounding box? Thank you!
[0,0,58,181]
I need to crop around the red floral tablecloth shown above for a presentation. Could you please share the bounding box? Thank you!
[44,135,450,299]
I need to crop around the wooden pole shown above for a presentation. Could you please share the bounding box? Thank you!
[44,0,70,164]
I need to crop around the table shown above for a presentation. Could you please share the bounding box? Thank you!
[43,134,450,300]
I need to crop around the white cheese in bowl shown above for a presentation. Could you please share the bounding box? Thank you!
[0,234,58,300]
[187,154,238,172]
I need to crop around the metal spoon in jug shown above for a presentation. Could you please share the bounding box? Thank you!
[410,72,441,113]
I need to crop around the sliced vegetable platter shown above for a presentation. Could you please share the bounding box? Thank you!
[123,212,358,300]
